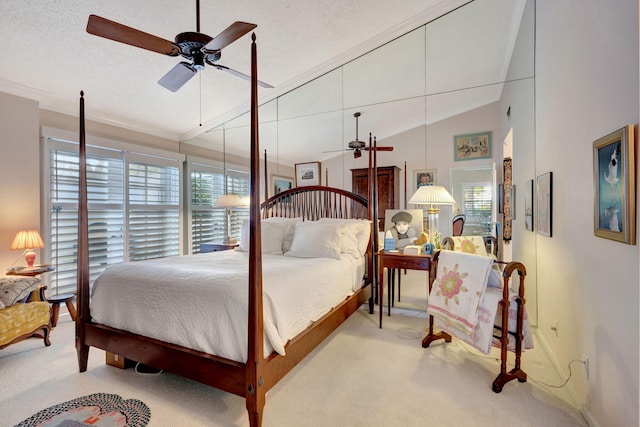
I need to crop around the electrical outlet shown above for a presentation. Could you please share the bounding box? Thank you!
[582,354,589,379]
[551,320,558,337]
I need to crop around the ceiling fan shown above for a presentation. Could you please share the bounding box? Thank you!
[326,112,393,158]
[86,1,273,92]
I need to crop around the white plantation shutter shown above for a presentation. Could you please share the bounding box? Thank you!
[128,159,181,260]
[49,142,125,295]
[226,170,250,241]
[462,183,493,230]
[189,161,250,253]
[47,138,182,294]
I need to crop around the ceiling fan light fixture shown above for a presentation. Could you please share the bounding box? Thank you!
[193,52,206,70]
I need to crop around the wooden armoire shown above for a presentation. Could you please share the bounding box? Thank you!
[351,166,400,229]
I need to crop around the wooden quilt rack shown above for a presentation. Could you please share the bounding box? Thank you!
[422,250,528,392]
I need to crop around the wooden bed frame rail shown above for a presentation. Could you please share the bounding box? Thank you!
[75,35,374,427]
[262,185,369,220]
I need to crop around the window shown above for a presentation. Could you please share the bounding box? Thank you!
[461,183,493,234]
[188,160,249,253]
[128,159,180,260]
[47,137,182,295]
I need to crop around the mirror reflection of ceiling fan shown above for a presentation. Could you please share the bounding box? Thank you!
[325,112,394,158]
[86,0,273,92]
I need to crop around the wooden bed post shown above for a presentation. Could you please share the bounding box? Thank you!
[76,91,90,372]
[264,149,268,201]
[246,33,266,427]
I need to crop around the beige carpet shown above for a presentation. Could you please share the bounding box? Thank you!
[0,309,587,427]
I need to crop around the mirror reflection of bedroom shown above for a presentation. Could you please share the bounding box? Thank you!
[188,0,536,316]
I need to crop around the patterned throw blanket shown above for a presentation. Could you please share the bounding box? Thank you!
[428,250,534,354]
[428,250,494,335]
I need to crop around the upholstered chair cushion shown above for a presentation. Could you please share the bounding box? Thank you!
[0,277,41,308]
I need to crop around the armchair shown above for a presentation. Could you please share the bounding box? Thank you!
[0,277,51,350]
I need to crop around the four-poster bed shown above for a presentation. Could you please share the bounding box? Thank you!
[75,35,378,426]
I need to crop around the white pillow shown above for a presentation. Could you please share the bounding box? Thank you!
[237,219,288,254]
[317,218,372,255]
[263,217,303,252]
[285,222,344,260]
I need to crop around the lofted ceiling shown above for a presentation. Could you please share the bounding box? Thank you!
[0,0,526,165]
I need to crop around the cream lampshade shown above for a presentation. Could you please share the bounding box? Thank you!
[11,230,45,268]
[214,194,248,244]
[408,185,457,245]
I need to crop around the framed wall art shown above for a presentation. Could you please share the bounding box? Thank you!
[413,169,437,192]
[271,175,293,197]
[593,125,636,244]
[294,161,321,187]
[524,179,534,232]
[453,131,492,161]
[536,172,553,237]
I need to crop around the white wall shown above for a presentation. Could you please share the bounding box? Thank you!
[536,1,639,425]
[0,93,41,271]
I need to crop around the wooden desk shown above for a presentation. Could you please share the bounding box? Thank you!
[377,250,431,328]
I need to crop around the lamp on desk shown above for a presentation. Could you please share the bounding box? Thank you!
[10,230,45,268]
[409,186,456,246]
[214,194,248,244]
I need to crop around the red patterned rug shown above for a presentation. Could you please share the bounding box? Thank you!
[16,393,150,426]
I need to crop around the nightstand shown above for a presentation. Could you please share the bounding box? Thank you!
[6,264,55,277]
[200,241,239,253]
[377,250,432,328]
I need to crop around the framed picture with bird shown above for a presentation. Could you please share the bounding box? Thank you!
[593,124,636,244]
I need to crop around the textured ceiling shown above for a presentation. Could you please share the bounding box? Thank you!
[0,0,463,142]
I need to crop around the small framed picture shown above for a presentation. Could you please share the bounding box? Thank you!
[413,169,437,192]
[453,131,492,161]
[593,125,636,244]
[536,172,553,237]
[524,179,534,232]
[271,175,294,197]
[295,161,321,187]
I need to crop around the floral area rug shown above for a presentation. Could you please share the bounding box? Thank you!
[15,393,150,427]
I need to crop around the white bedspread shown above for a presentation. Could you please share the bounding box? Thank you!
[90,250,364,363]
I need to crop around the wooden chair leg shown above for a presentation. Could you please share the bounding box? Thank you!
[50,303,61,327]
[65,299,77,321]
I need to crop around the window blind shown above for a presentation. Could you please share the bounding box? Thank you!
[128,162,180,260]
[462,183,493,232]
[48,138,182,294]
[49,145,125,295]
[189,165,249,253]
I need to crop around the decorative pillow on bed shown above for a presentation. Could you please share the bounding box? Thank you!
[263,216,303,252]
[0,276,41,308]
[317,218,371,256]
[237,219,288,254]
[285,221,344,260]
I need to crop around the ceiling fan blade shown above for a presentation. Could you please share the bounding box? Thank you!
[212,64,274,88]
[87,15,179,56]
[203,21,257,52]
[158,62,197,92]
[322,148,351,154]
[364,146,394,152]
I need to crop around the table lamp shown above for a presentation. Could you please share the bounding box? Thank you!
[214,194,248,244]
[11,230,45,268]
[408,185,456,246]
